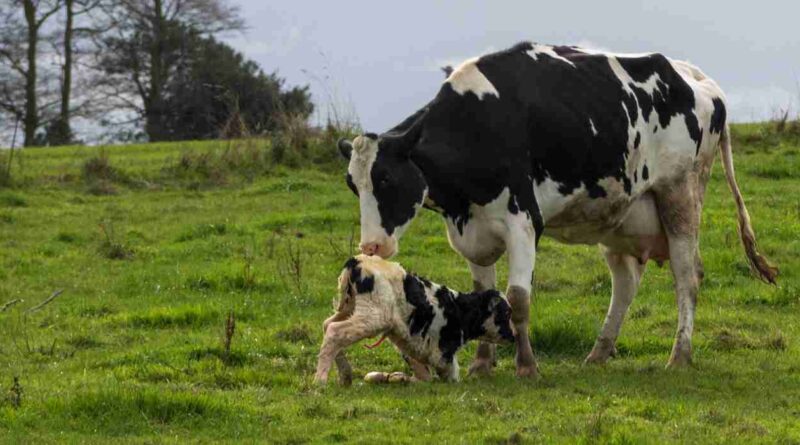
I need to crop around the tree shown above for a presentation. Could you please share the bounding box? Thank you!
[161,32,313,141]
[45,0,105,145]
[94,0,243,142]
[0,0,62,146]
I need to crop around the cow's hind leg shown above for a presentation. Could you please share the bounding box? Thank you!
[655,175,702,368]
[467,261,497,376]
[585,251,645,364]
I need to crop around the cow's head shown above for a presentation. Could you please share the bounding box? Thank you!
[338,131,427,258]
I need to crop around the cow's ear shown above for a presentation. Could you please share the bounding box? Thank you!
[441,65,454,78]
[337,138,353,160]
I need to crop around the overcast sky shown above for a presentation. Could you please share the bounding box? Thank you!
[224,0,799,132]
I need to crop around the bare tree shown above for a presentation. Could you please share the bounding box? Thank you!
[0,0,62,146]
[93,0,243,142]
[45,0,107,145]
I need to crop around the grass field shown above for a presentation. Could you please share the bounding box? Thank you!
[1,124,799,443]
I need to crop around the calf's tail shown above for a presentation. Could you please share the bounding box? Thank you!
[719,125,778,284]
[334,260,359,315]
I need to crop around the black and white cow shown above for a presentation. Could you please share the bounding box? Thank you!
[338,42,777,377]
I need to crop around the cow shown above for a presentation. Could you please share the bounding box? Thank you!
[314,255,514,385]
[337,42,778,378]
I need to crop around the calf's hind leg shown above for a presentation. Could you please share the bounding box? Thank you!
[315,317,385,384]
[655,175,702,368]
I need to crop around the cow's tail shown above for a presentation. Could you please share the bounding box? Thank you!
[719,126,778,284]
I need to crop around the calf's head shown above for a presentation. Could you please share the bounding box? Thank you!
[339,133,427,258]
[458,290,515,344]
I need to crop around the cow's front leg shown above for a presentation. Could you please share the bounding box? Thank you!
[506,218,538,378]
[468,261,497,376]
[585,251,645,364]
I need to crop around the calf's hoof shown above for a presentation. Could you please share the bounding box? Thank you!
[515,363,540,379]
[467,359,494,377]
[364,371,389,383]
[364,371,414,384]
[338,372,353,386]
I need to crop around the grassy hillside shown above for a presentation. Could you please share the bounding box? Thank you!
[1,125,799,443]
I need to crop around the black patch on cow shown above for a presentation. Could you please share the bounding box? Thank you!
[370,146,427,236]
[616,54,702,151]
[653,126,658,134]
[345,173,358,196]
[434,286,463,362]
[622,176,632,195]
[587,183,607,199]
[710,98,726,134]
[634,169,638,182]
[642,164,649,181]
[634,132,641,149]
[342,257,374,294]
[363,132,379,140]
[403,274,435,337]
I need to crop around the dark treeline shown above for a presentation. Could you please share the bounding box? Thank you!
[0,0,313,147]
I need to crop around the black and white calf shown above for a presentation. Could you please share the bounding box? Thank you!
[314,255,514,385]
[338,42,777,377]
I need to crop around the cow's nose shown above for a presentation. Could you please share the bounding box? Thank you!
[360,243,380,256]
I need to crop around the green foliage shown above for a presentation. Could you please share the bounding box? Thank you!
[0,123,799,442]
[164,32,314,140]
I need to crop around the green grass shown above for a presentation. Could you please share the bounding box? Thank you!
[1,128,799,443]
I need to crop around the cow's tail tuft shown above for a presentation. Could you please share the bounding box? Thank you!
[719,126,778,284]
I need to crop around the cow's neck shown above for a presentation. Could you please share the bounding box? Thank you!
[410,147,472,222]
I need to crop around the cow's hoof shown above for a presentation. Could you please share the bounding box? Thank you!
[583,350,610,365]
[467,359,494,377]
[515,364,540,379]
[584,341,617,365]
[666,353,692,369]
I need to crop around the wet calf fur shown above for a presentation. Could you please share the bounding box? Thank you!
[314,255,514,384]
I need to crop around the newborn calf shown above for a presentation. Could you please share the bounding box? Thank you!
[315,255,514,384]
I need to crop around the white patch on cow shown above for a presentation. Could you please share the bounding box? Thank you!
[446,57,499,100]
[504,207,536,293]
[444,188,510,267]
[589,118,598,136]
[526,44,576,67]
[573,47,654,58]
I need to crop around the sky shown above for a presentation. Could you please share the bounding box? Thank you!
[223,0,800,133]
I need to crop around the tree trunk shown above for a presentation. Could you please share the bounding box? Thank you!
[23,0,38,147]
[55,0,74,145]
[145,0,167,141]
